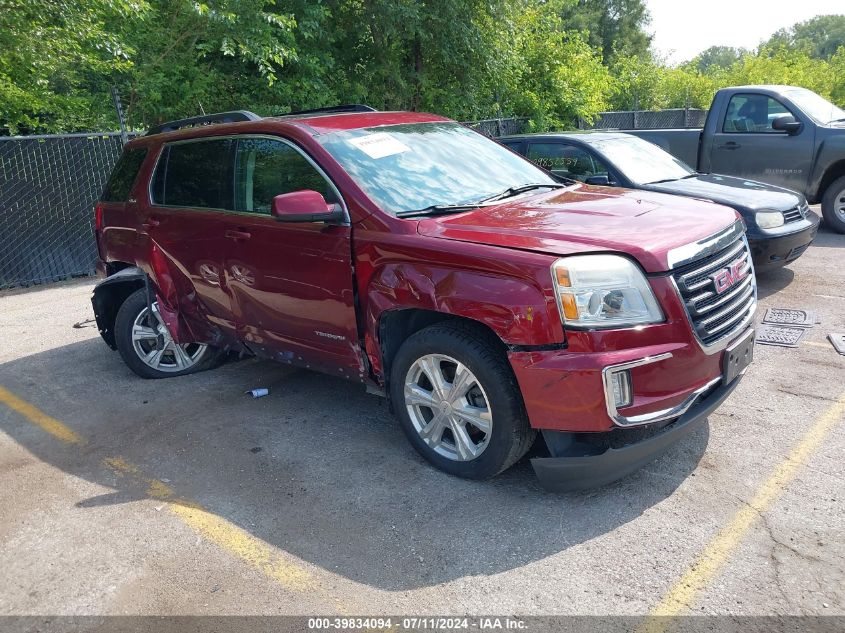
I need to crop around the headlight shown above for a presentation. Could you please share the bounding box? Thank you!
[552,255,664,328]
[755,210,784,229]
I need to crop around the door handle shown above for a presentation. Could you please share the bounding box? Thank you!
[225,229,251,240]
[142,216,161,228]
[718,142,741,150]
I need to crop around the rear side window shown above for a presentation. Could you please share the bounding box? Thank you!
[151,139,233,209]
[101,148,147,202]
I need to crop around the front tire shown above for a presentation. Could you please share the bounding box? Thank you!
[114,288,221,379]
[822,175,845,234]
[389,322,536,479]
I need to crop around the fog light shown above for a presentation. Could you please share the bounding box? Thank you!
[609,369,632,408]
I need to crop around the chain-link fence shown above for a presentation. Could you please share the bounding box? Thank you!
[580,108,708,130]
[463,117,529,137]
[0,132,130,289]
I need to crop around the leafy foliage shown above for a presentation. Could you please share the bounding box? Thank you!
[1,1,844,135]
[765,15,845,61]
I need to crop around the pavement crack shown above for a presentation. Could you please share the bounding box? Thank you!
[776,388,840,403]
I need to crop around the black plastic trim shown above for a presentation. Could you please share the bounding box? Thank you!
[531,372,743,492]
[276,104,376,117]
[146,111,261,136]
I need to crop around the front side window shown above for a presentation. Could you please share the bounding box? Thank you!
[317,122,555,215]
[526,143,609,181]
[723,94,792,133]
[151,139,233,209]
[234,138,338,214]
[101,147,147,202]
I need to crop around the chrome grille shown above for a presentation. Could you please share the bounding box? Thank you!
[672,233,756,347]
[782,205,804,223]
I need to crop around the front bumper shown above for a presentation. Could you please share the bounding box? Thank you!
[748,213,820,271]
[531,371,743,491]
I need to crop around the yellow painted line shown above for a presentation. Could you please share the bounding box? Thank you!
[0,385,84,445]
[0,386,329,601]
[640,392,845,633]
[803,341,831,349]
[103,456,316,591]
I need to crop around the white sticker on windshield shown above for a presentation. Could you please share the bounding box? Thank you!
[347,132,410,159]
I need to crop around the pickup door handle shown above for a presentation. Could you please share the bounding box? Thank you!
[719,142,741,150]
[141,216,161,228]
[224,229,251,240]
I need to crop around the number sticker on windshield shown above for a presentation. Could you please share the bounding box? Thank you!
[347,132,410,159]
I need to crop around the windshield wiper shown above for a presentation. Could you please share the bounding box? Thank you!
[396,182,570,218]
[395,203,483,218]
[645,173,699,185]
[477,182,569,204]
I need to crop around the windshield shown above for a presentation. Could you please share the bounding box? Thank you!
[786,88,845,124]
[590,135,694,185]
[317,122,555,214]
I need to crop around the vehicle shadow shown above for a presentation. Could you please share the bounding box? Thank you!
[809,221,845,249]
[0,337,710,591]
[756,266,795,299]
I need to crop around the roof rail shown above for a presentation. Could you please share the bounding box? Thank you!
[278,104,377,117]
[146,110,262,136]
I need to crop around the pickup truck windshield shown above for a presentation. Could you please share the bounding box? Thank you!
[786,88,845,124]
[591,136,695,185]
[318,122,555,215]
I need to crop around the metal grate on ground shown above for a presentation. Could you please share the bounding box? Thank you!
[0,133,133,289]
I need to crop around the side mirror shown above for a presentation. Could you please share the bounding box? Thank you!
[585,174,612,186]
[772,114,802,135]
[271,190,344,223]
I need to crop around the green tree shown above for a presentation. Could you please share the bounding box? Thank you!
[690,46,746,73]
[765,15,845,60]
[118,0,308,129]
[0,0,140,134]
[560,0,652,62]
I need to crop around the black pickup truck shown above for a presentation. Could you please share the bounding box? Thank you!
[626,85,845,233]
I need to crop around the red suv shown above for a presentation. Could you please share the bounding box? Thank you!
[92,106,756,491]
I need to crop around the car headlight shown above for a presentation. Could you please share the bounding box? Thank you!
[756,210,784,229]
[551,255,664,328]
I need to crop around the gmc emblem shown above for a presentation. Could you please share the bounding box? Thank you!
[712,259,748,294]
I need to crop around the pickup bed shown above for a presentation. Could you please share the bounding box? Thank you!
[626,85,845,233]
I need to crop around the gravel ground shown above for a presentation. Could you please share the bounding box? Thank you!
[0,212,842,623]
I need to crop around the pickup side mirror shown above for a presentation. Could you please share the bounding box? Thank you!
[585,174,614,186]
[271,190,345,223]
[771,114,802,135]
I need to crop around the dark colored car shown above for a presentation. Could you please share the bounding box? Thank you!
[92,106,756,492]
[623,85,845,234]
[501,131,819,272]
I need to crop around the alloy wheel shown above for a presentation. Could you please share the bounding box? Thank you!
[130,302,207,373]
[835,186,845,222]
[403,354,493,461]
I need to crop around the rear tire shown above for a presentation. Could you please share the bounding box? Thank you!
[389,322,536,479]
[114,288,223,379]
[821,175,845,234]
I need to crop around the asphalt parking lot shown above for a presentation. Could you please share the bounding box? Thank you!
[0,213,843,621]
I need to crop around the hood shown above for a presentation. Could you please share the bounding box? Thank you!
[641,174,803,212]
[417,185,740,273]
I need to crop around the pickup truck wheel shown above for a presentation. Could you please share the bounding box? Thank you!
[114,288,221,379]
[390,323,536,479]
[822,176,845,234]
